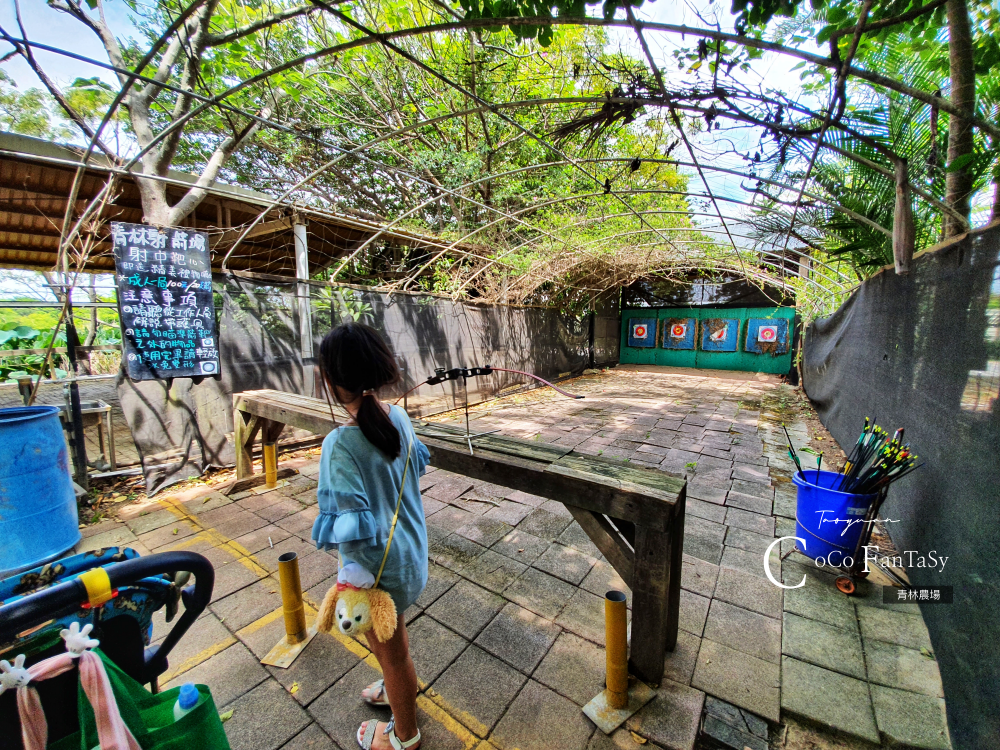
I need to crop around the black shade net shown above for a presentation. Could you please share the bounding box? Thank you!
[118,277,619,494]
[802,223,1000,750]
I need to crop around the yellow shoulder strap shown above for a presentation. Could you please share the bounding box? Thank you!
[374,437,414,589]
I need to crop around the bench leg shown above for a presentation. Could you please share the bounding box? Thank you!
[629,526,672,685]
[234,410,261,480]
[665,491,686,652]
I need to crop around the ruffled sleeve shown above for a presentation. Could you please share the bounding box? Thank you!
[311,441,380,552]
[415,439,431,477]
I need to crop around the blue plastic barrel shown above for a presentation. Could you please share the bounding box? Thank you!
[792,470,876,564]
[0,406,80,577]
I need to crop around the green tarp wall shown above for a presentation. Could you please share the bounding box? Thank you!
[619,306,795,374]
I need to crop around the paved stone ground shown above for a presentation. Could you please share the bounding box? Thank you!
[71,366,951,750]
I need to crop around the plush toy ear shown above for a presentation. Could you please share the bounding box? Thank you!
[368,589,398,644]
[317,585,341,633]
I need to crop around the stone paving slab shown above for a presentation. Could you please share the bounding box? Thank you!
[856,604,934,652]
[781,657,880,744]
[692,639,780,722]
[625,679,705,750]
[223,678,312,750]
[712,565,782,619]
[703,599,781,664]
[870,685,952,749]
[426,579,506,639]
[163,641,268,709]
[863,638,944,698]
[490,679,595,750]
[431,645,528,737]
[407,614,470,686]
[475,602,561,673]
[782,611,865,680]
[505,565,578,619]
[533,632,606,706]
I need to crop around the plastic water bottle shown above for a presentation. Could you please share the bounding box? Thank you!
[173,683,199,722]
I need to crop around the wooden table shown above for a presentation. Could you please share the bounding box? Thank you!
[233,389,686,683]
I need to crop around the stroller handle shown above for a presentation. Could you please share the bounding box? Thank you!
[0,551,214,685]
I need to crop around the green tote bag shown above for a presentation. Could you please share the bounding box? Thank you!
[47,649,230,750]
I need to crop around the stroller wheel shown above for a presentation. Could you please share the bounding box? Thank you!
[835,576,856,595]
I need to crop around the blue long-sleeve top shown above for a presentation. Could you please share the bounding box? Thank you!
[311,404,431,612]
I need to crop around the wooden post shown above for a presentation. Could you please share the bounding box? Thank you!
[664,490,686,652]
[629,525,673,685]
[893,158,915,275]
[294,216,315,396]
[233,397,261,480]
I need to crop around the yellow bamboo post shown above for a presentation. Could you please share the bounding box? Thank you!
[278,551,308,644]
[605,590,628,709]
[263,441,278,488]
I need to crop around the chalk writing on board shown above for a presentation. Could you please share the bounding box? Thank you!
[111,222,220,380]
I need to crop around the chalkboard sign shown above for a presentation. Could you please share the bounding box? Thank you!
[111,221,220,380]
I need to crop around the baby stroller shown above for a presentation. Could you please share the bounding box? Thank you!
[0,548,222,749]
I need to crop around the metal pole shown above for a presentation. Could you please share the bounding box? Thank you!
[604,590,629,709]
[277,551,308,644]
[294,216,315,396]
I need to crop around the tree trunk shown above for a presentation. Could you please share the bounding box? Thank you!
[944,0,976,238]
[992,177,1000,224]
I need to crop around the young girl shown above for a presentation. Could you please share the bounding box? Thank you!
[311,322,429,750]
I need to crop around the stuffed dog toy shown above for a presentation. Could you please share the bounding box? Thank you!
[318,582,397,642]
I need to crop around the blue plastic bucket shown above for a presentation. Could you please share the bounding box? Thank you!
[791,470,876,565]
[0,406,80,577]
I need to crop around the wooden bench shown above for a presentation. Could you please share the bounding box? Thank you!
[233,389,686,684]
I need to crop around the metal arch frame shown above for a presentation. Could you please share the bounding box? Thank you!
[487,233,851,302]
[518,241,850,302]
[509,227,850,288]
[362,174,884,295]
[4,5,988,309]
[372,154,880,292]
[402,185,876,291]
[501,209,854,282]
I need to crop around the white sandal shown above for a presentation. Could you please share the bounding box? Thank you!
[362,678,390,707]
[357,717,421,750]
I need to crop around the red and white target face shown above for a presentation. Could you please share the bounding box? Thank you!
[709,325,728,342]
[633,324,648,339]
[670,323,688,339]
[757,325,778,343]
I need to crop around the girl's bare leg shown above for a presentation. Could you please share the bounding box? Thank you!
[362,615,419,748]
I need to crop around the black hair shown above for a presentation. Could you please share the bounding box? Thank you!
[319,321,402,459]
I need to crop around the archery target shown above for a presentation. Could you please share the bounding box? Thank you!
[709,324,729,342]
[757,325,778,343]
[669,322,688,339]
[633,323,648,339]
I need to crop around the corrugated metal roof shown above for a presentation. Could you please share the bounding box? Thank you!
[0,131,466,277]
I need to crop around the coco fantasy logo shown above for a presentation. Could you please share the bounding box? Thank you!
[763,536,949,589]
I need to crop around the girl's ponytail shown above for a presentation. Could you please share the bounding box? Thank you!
[319,322,402,459]
[355,391,401,459]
